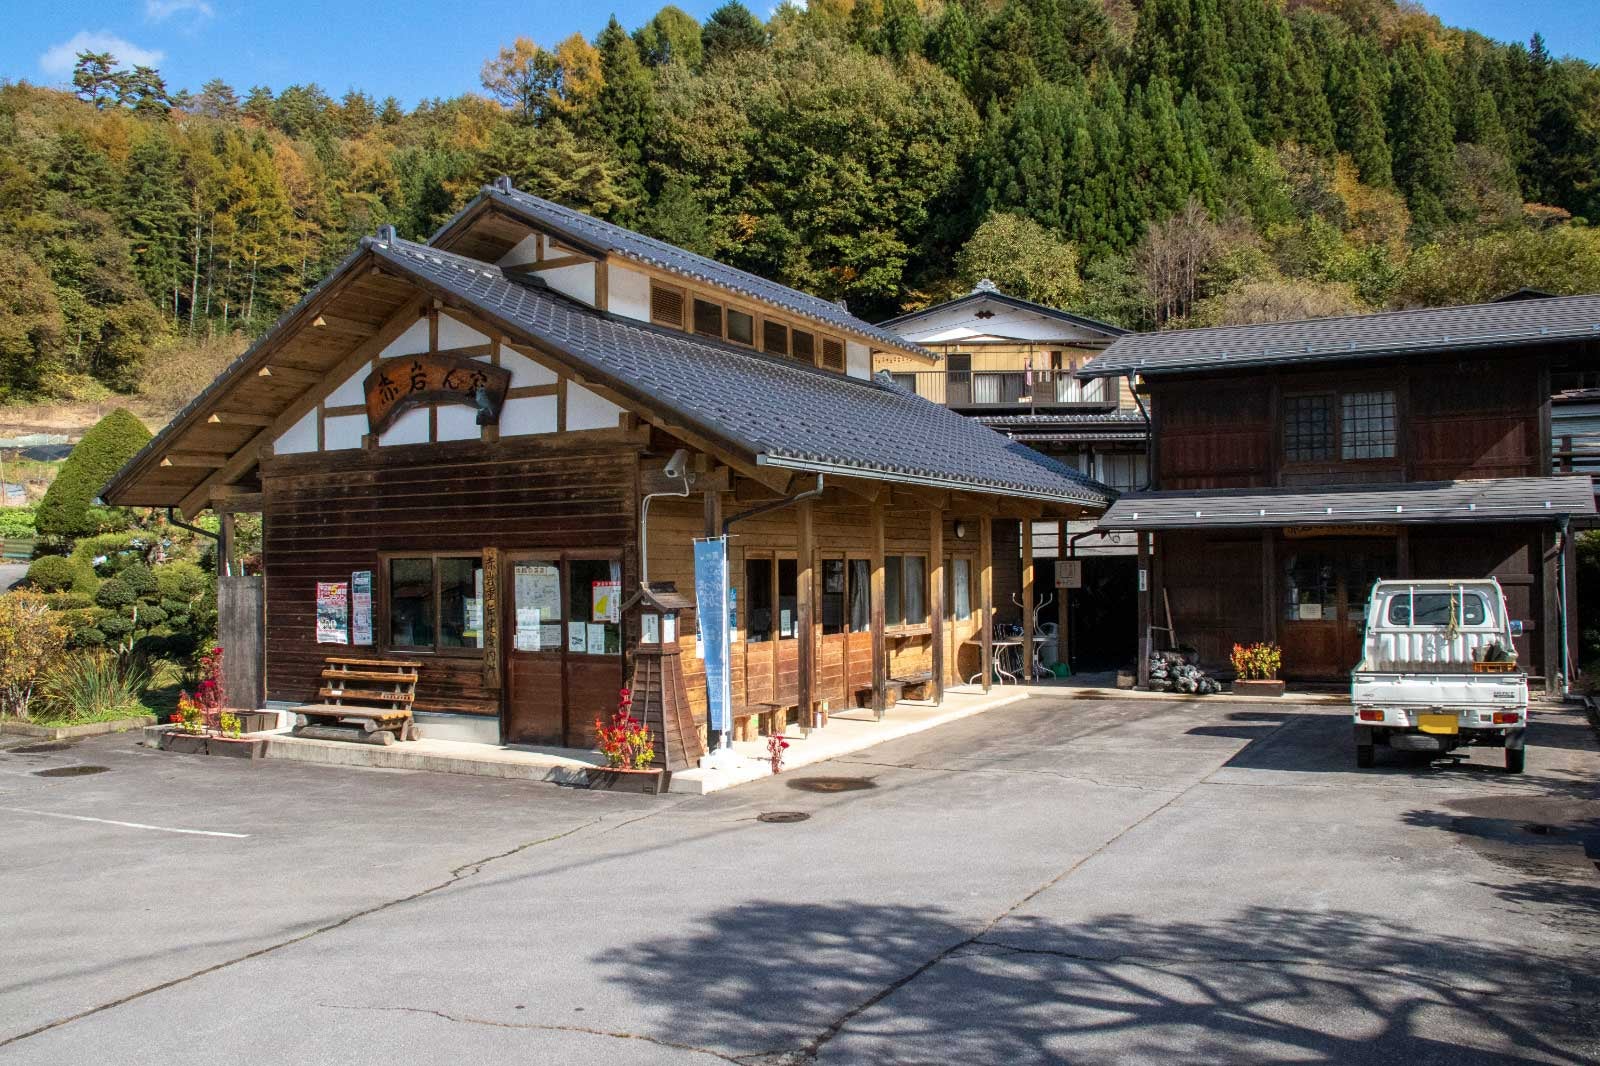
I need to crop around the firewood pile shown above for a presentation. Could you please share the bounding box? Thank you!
[1147,651,1221,695]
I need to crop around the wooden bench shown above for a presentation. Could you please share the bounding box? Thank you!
[854,671,935,709]
[730,702,790,742]
[292,657,422,745]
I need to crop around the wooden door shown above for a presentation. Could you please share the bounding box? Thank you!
[946,354,972,407]
[742,554,775,707]
[1280,543,1394,680]
[504,556,564,745]
[818,557,849,707]
[564,555,625,750]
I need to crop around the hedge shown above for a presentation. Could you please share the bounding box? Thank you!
[34,409,152,538]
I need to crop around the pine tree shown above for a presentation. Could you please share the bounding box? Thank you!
[1329,36,1392,187]
[591,17,656,221]
[120,133,191,320]
[702,3,767,63]
[925,0,979,96]
[1387,37,1457,232]
[71,52,120,109]
[191,79,240,120]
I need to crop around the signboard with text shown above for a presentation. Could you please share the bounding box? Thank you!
[363,352,511,435]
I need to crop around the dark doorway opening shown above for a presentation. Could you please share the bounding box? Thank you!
[1066,555,1138,673]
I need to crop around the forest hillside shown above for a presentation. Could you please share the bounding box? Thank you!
[2,0,1598,411]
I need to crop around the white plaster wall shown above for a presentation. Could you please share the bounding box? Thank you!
[847,341,870,380]
[379,406,430,447]
[498,348,557,387]
[542,262,596,306]
[894,298,1109,344]
[439,317,488,350]
[498,234,539,270]
[274,409,318,455]
[435,404,481,442]
[500,395,559,437]
[566,385,623,431]
[610,265,651,322]
[323,414,366,451]
[378,319,430,361]
[325,367,366,407]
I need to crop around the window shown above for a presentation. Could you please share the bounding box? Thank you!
[848,559,870,632]
[763,320,789,356]
[1283,553,1337,622]
[388,554,484,651]
[950,558,972,620]
[1388,592,1488,627]
[889,372,918,394]
[1284,395,1335,462]
[792,329,815,363]
[650,282,684,329]
[884,556,902,630]
[727,308,754,346]
[777,558,798,639]
[822,559,846,635]
[821,337,845,371]
[692,298,722,338]
[1098,453,1148,492]
[1341,390,1397,459]
[882,555,928,629]
[567,558,622,655]
[745,557,774,642]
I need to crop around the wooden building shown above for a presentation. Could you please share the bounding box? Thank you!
[103,181,1112,751]
[1081,295,1600,690]
[873,282,1143,672]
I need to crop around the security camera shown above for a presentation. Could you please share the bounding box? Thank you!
[663,448,690,482]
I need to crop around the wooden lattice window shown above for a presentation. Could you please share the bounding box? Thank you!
[792,329,815,363]
[650,283,684,329]
[692,298,723,338]
[727,309,754,346]
[821,337,845,371]
[763,320,789,356]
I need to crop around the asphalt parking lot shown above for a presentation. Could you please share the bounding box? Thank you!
[2,695,1597,1064]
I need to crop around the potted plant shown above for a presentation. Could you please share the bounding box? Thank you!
[1230,642,1285,697]
[157,650,267,759]
[585,689,669,794]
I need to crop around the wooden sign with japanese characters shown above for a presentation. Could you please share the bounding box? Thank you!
[363,352,512,435]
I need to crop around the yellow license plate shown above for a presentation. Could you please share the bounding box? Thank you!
[1418,713,1459,735]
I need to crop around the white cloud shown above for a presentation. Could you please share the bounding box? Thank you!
[145,0,214,22]
[38,31,165,76]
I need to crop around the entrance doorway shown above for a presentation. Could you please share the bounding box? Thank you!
[1280,541,1395,680]
[1065,556,1138,673]
[502,553,623,748]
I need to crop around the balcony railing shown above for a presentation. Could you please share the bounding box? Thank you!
[889,370,1113,409]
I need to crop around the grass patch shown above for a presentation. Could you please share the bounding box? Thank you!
[24,705,155,726]
[138,683,182,720]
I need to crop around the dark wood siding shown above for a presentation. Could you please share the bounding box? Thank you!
[261,432,641,716]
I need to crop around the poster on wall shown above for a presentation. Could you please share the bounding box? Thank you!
[586,622,608,655]
[350,571,373,645]
[592,580,620,624]
[316,582,349,644]
[514,608,541,651]
[567,623,586,654]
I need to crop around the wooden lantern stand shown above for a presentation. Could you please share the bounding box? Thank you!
[623,584,706,772]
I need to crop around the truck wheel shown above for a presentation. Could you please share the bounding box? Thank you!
[1505,747,1525,774]
[1357,744,1375,769]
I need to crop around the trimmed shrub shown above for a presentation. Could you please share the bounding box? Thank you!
[94,578,134,610]
[34,409,152,538]
[44,592,93,611]
[27,555,79,592]
[119,561,156,596]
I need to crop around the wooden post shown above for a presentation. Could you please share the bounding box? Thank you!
[1021,519,1035,684]
[1395,526,1411,579]
[218,510,236,578]
[929,509,945,704]
[871,496,887,720]
[1057,517,1068,668]
[1261,529,1276,644]
[796,499,815,737]
[979,516,994,694]
[1137,532,1151,689]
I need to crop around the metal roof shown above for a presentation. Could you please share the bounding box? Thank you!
[1096,477,1595,531]
[365,238,1112,506]
[1079,292,1600,379]
[452,181,932,360]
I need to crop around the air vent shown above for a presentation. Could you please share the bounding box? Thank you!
[821,337,845,371]
[650,283,685,329]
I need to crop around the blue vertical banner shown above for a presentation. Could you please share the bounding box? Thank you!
[693,536,732,736]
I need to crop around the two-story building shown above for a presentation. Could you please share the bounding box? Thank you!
[873,281,1143,672]
[103,180,1112,761]
[1082,295,1600,691]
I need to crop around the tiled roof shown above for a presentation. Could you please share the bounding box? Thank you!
[1081,292,1600,379]
[881,283,1127,339]
[372,237,1112,507]
[464,183,932,360]
[1096,477,1595,531]
[975,410,1148,428]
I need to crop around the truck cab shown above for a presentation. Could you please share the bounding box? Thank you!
[1350,579,1528,773]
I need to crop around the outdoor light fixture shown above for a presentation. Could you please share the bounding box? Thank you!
[954,519,967,539]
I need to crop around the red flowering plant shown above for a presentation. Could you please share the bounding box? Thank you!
[767,732,790,774]
[594,688,655,770]
[172,644,226,733]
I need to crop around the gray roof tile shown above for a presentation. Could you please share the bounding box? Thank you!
[374,237,1112,506]
[1081,293,1600,378]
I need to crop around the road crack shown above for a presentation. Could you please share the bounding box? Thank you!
[0,817,606,1050]
[325,1003,777,1064]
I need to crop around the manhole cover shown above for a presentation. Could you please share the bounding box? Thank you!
[787,776,876,793]
[757,811,811,824]
[33,765,110,777]
[10,742,71,754]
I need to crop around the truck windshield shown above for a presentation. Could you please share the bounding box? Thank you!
[1387,592,1487,626]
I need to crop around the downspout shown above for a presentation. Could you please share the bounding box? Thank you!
[168,507,223,573]
[1557,515,1571,696]
[722,474,825,535]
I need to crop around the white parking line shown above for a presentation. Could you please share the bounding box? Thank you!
[0,807,250,838]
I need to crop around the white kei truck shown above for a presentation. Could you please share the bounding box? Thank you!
[1350,579,1528,773]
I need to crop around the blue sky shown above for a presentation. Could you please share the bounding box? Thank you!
[2,1,1596,108]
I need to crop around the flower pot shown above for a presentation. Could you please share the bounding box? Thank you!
[157,729,266,760]
[231,710,278,734]
[583,767,670,794]
[1232,678,1286,697]
[159,730,211,755]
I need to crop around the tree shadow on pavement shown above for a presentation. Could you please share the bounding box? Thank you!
[601,901,1600,1064]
